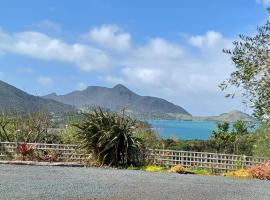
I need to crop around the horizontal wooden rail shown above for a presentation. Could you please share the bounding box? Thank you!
[0,142,269,172]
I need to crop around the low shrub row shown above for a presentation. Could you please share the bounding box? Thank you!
[127,162,270,180]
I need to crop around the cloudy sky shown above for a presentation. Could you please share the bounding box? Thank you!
[0,0,269,115]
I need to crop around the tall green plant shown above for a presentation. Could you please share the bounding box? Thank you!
[74,108,144,166]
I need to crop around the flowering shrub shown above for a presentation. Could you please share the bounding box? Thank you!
[223,168,252,178]
[249,162,270,180]
[168,165,185,173]
[17,143,34,160]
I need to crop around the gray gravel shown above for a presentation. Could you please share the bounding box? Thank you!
[0,164,269,200]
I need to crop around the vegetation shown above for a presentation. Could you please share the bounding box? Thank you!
[252,124,270,157]
[249,162,270,180]
[168,164,185,173]
[220,9,270,121]
[74,108,144,167]
[223,169,252,179]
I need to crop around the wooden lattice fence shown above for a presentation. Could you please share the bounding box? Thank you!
[147,149,269,172]
[0,142,269,172]
[0,142,89,162]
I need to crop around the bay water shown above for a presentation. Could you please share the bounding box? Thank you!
[148,120,218,140]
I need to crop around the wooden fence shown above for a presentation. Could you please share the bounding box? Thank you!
[0,142,269,172]
[0,142,89,162]
[147,149,269,172]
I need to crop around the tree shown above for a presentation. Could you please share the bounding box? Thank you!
[16,112,51,143]
[220,9,270,121]
[0,114,16,142]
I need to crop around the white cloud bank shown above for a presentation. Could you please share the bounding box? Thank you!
[85,24,131,51]
[0,25,243,114]
[0,30,110,72]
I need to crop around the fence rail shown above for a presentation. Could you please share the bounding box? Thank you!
[0,142,269,172]
[147,149,269,172]
[0,142,88,162]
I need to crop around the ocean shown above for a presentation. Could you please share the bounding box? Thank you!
[148,120,219,140]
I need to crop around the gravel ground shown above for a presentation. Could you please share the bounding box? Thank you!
[0,164,270,200]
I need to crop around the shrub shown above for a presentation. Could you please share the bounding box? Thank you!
[143,165,165,172]
[189,168,211,175]
[249,162,270,180]
[17,143,34,160]
[168,164,185,173]
[74,108,144,167]
[223,168,252,178]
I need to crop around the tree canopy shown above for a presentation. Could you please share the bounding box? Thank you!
[220,9,270,121]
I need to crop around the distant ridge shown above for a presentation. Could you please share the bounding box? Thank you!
[44,84,191,118]
[192,110,255,122]
[0,80,75,114]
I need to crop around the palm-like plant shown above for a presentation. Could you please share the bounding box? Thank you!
[74,108,143,166]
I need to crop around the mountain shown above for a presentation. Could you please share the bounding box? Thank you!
[44,84,191,118]
[192,110,255,122]
[0,80,75,114]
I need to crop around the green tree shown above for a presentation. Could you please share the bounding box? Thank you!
[220,9,270,121]
[0,114,17,142]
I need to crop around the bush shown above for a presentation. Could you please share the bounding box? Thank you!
[252,124,270,157]
[143,165,165,172]
[74,108,144,167]
[16,143,34,161]
[189,168,211,175]
[168,164,185,173]
[249,162,270,180]
[223,168,252,178]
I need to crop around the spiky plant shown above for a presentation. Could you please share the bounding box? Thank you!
[74,107,144,167]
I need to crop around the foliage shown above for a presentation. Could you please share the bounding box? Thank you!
[220,10,270,121]
[223,168,252,179]
[0,114,17,142]
[252,123,270,157]
[168,164,185,173]
[74,108,144,167]
[126,165,141,170]
[166,121,254,155]
[58,125,77,144]
[17,143,34,160]
[249,162,270,180]
[188,168,211,175]
[210,121,253,154]
[133,122,162,149]
[143,165,165,172]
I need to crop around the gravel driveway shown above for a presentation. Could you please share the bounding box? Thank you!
[0,164,269,200]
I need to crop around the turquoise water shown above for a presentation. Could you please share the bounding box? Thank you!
[148,120,218,140]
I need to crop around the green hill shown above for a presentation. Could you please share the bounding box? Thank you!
[0,80,75,114]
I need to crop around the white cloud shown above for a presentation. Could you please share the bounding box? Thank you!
[0,25,244,115]
[98,31,240,114]
[36,20,62,32]
[189,31,224,48]
[76,82,88,90]
[85,24,131,51]
[37,76,53,86]
[0,30,111,72]
[256,0,270,6]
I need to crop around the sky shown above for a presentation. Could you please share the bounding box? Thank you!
[0,0,269,115]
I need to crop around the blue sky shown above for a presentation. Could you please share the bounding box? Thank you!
[0,0,269,115]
